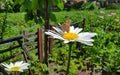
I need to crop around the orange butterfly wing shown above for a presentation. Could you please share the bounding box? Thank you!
[61,19,72,32]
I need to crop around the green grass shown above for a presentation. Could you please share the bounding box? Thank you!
[51,9,120,23]
[1,9,120,38]
[0,13,40,38]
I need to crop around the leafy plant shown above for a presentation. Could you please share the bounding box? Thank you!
[30,59,48,75]
[106,3,120,10]
[14,0,64,24]
[80,2,98,10]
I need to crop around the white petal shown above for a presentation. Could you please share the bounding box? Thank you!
[70,26,74,32]
[20,66,29,70]
[21,63,29,68]
[76,32,97,46]
[2,63,10,68]
[64,40,69,43]
[15,61,23,66]
[77,39,94,46]
[19,69,23,72]
[74,28,82,34]
[48,30,62,36]
[81,41,93,46]
[45,32,64,40]
[9,63,14,67]
[53,27,64,35]
[2,63,13,71]
[79,32,97,39]
[5,68,11,71]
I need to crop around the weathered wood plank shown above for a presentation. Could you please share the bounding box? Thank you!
[0,45,20,54]
[0,35,23,44]
[0,52,22,63]
[38,28,43,62]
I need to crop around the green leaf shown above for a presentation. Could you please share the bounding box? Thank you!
[19,0,24,4]
[48,0,58,5]
[24,0,32,11]
[20,5,26,12]
[38,0,44,11]
[14,0,24,5]
[31,0,38,10]
[57,0,64,10]
[117,69,120,72]
[63,0,67,3]
[49,12,56,22]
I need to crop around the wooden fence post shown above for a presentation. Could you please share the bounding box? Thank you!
[44,0,49,66]
[20,31,33,75]
[22,31,32,60]
[37,28,43,62]
[49,25,53,54]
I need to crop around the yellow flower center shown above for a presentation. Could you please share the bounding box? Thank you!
[62,32,79,40]
[11,66,20,71]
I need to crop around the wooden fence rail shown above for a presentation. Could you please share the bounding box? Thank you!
[0,28,43,75]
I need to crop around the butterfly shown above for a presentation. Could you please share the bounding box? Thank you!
[60,19,72,32]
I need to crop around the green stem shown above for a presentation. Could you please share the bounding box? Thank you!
[12,72,14,75]
[12,71,19,75]
[66,42,72,75]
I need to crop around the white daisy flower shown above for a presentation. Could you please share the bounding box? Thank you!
[2,61,30,72]
[45,26,97,46]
